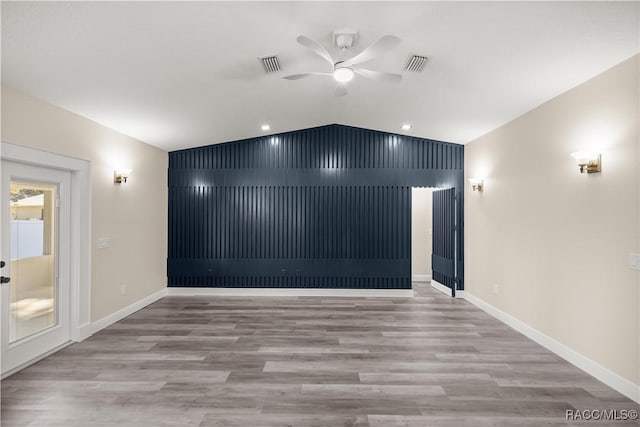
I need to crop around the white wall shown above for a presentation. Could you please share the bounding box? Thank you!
[411,187,433,278]
[465,55,639,388]
[1,86,168,322]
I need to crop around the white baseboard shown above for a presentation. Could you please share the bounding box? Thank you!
[91,289,168,334]
[430,280,453,296]
[454,290,466,299]
[167,287,413,298]
[462,291,640,404]
[73,322,93,341]
[412,275,431,282]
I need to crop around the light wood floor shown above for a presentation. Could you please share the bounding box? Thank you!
[2,283,638,426]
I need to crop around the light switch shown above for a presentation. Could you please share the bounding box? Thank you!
[97,237,111,249]
[629,253,640,271]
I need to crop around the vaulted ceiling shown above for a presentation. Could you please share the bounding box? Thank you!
[2,2,638,151]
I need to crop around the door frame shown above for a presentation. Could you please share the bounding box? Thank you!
[1,142,91,360]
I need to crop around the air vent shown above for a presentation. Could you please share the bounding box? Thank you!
[405,55,428,72]
[259,55,281,73]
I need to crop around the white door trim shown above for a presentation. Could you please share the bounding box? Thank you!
[1,142,92,343]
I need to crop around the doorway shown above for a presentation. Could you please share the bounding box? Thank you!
[412,187,460,296]
[411,187,433,287]
[0,142,92,377]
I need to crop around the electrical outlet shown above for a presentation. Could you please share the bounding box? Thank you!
[120,284,127,295]
[629,253,640,271]
[97,237,111,249]
[492,283,500,295]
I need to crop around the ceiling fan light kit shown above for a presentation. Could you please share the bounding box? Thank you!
[333,66,354,83]
[283,30,403,96]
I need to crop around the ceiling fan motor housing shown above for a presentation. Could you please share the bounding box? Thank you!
[333,30,358,50]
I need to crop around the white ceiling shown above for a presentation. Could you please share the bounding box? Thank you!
[2,2,638,151]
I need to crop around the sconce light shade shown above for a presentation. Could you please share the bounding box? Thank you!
[468,178,484,192]
[570,152,601,174]
[114,168,132,184]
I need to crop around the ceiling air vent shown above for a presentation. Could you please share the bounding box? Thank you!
[405,55,428,72]
[259,55,281,73]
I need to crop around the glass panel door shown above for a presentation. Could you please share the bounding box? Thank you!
[1,160,70,375]
[9,181,57,342]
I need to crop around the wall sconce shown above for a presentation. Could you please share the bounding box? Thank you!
[570,152,601,174]
[114,168,132,184]
[468,178,484,192]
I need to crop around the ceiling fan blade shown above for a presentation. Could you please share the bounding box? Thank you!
[282,72,332,80]
[296,35,335,66]
[335,83,348,97]
[354,68,402,83]
[341,35,401,68]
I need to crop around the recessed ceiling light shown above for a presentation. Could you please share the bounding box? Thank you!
[401,123,412,131]
[261,124,271,131]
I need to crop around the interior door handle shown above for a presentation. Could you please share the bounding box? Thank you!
[0,276,10,284]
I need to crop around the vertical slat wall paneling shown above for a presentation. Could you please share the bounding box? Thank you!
[168,124,464,289]
[456,186,465,291]
[432,188,456,294]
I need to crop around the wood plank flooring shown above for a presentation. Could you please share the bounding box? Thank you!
[2,283,638,426]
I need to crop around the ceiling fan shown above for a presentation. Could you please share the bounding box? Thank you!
[283,31,402,96]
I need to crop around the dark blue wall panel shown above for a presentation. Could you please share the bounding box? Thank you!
[168,124,464,289]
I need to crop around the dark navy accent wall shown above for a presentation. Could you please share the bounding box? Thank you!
[168,124,464,289]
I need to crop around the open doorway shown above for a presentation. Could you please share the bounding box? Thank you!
[411,187,433,288]
[1,142,92,377]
